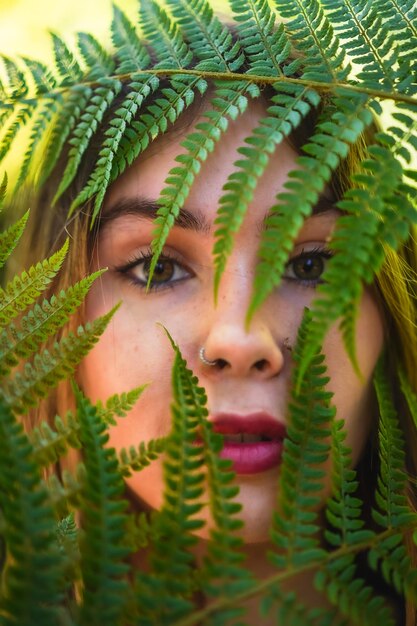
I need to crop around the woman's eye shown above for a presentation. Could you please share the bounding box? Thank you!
[284,249,333,286]
[119,253,191,290]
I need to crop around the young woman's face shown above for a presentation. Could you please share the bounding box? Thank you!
[79,101,384,542]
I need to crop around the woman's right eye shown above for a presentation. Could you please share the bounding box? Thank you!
[116,252,192,291]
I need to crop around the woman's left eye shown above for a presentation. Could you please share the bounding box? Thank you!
[117,252,192,290]
[283,247,333,286]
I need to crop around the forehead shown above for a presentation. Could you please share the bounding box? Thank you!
[104,101,298,218]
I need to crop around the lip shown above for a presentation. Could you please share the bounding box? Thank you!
[209,412,287,475]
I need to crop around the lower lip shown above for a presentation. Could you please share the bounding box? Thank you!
[219,440,284,474]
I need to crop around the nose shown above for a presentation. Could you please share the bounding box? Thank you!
[200,273,285,379]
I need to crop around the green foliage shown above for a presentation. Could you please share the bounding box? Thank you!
[0,0,417,624]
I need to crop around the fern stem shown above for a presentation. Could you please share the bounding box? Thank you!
[172,522,416,626]
[3,70,417,107]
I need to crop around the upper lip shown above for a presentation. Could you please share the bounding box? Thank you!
[210,412,287,440]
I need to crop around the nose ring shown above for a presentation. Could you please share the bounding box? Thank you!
[199,346,218,366]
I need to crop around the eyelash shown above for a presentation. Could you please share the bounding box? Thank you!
[114,245,334,292]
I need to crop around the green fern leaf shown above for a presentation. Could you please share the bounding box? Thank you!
[56,77,122,206]
[50,32,83,84]
[139,0,193,68]
[96,384,148,425]
[31,386,146,468]
[135,337,206,624]
[213,84,319,300]
[22,57,56,94]
[1,55,28,99]
[148,80,258,286]
[118,437,166,477]
[321,0,406,89]
[0,209,29,270]
[399,368,417,429]
[229,0,291,76]
[77,31,115,78]
[270,310,332,569]
[111,5,151,73]
[48,464,85,517]
[2,304,117,413]
[0,397,63,626]
[275,0,345,81]
[266,587,343,626]
[372,361,416,529]
[248,91,372,324]
[31,411,83,467]
[15,97,62,192]
[0,171,7,208]
[299,143,417,382]
[0,238,69,328]
[165,0,245,71]
[325,419,373,548]
[74,386,131,626]
[0,270,104,377]
[38,83,93,187]
[0,102,36,165]
[315,555,395,626]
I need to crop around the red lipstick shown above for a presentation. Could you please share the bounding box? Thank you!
[211,413,287,475]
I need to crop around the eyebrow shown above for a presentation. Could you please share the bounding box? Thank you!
[99,193,337,234]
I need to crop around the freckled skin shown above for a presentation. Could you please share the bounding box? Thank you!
[79,102,384,543]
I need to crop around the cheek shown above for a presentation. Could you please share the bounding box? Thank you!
[323,290,384,465]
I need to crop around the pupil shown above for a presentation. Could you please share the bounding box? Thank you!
[144,258,174,283]
[295,256,323,280]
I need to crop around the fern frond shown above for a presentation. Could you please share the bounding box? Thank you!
[275,0,345,81]
[0,270,104,377]
[55,77,122,206]
[74,386,130,626]
[96,384,147,425]
[31,411,82,467]
[213,84,319,299]
[315,554,395,626]
[139,0,193,69]
[118,437,166,477]
[297,141,417,382]
[0,102,36,165]
[15,96,62,191]
[3,305,117,413]
[31,385,146,468]
[48,465,85,517]
[0,209,29,270]
[248,91,372,324]
[165,0,245,71]
[38,83,93,187]
[0,238,69,328]
[266,587,343,626]
[325,419,372,548]
[1,55,28,99]
[77,31,115,78]
[321,0,406,89]
[50,32,83,85]
[229,0,290,76]
[149,80,258,285]
[372,361,416,530]
[0,398,62,626]
[111,5,151,73]
[22,57,56,94]
[398,367,417,429]
[0,171,7,208]
[270,310,332,570]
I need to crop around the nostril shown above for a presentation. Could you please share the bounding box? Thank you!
[254,359,268,372]
[216,358,228,370]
